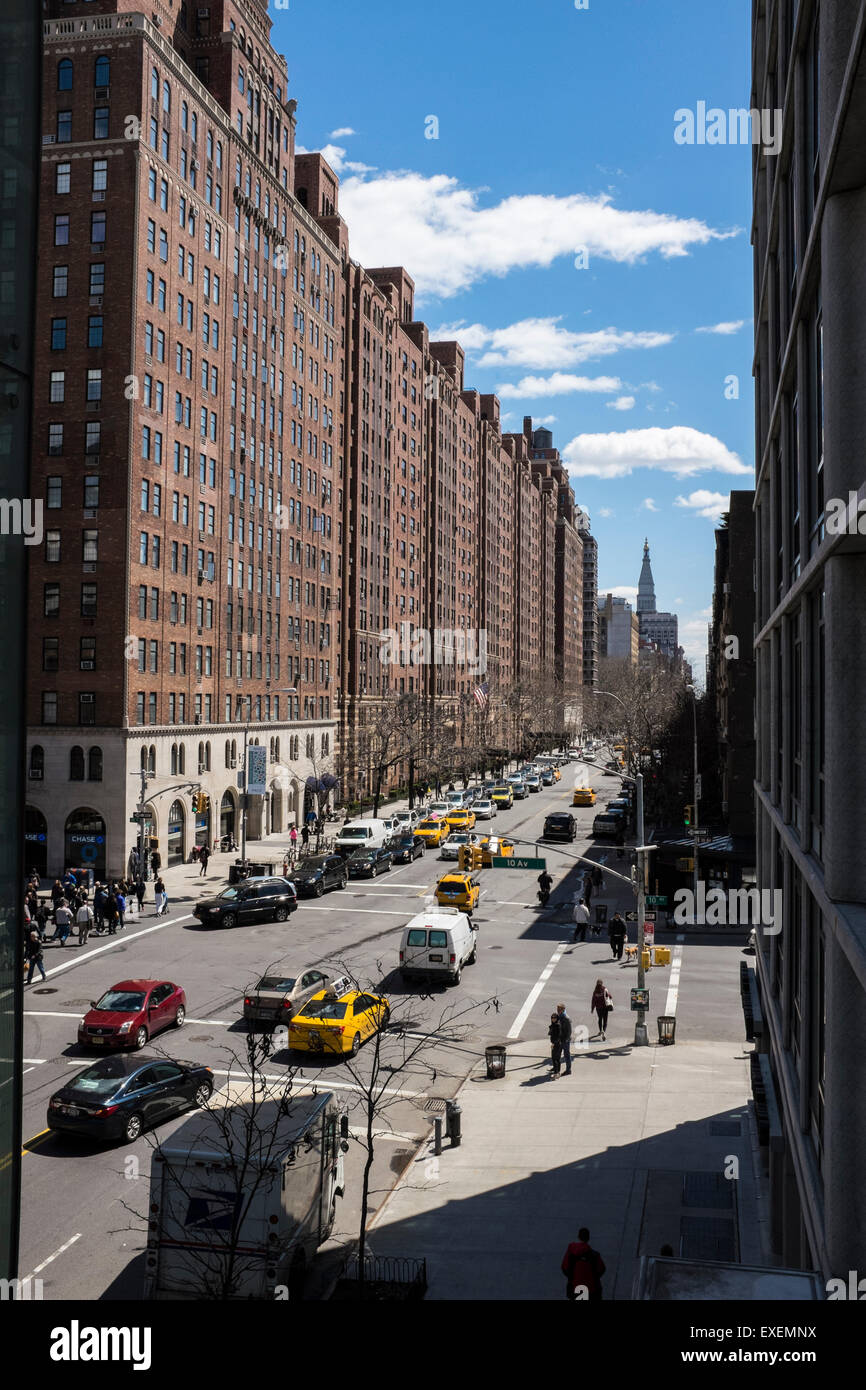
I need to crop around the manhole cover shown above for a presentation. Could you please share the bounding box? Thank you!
[189,1034,213,1042]
[683,1172,734,1209]
[32,988,59,995]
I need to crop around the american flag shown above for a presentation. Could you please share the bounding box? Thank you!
[473,681,489,709]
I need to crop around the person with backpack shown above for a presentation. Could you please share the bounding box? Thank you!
[75,898,94,947]
[561,1227,606,1301]
[25,930,47,985]
[199,844,210,876]
[591,979,613,1041]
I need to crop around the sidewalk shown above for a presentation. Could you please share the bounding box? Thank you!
[362,834,764,1300]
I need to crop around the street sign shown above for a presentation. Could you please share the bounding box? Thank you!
[646,894,668,907]
[695,774,702,801]
[492,856,546,870]
[631,987,650,1011]
[625,911,656,922]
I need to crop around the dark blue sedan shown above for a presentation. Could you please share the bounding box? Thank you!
[347,846,393,878]
[392,833,425,864]
[47,1054,213,1144]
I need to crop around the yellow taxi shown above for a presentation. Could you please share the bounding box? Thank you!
[288,985,390,1056]
[478,835,516,866]
[551,766,562,782]
[572,787,597,807]
[434,871,481,914]
[415,818,451,848]
[491,784,514,808]
[445,808,476,831]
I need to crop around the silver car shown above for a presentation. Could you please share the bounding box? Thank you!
[472,799,497,820]
[243,967,350,1028]
[440,832,480,861]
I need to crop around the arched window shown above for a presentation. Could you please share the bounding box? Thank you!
[57,59,73,91]
[70,746,85,781]
[197,741,204,772]
[151,67,159,101]
[205,741,211,770]
[148,745,156,774]
[88,746,103,782]
[162,80,171,112]
[29,745,44,779]
[231,739,237,763]
[178,745,186,774]
[140,745,149,773]
[94,55,110,87]
[225,739,231,768]
[275,738,280,761]
[171,744,178,775]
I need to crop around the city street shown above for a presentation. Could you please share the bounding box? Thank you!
[16,767,751,1299]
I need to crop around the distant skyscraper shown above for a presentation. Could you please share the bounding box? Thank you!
[636,539,679,659]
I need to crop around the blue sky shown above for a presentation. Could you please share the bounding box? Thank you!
[274,0,755,680]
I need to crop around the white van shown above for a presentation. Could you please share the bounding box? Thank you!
[399,909,477,986]
[335,819,392,855]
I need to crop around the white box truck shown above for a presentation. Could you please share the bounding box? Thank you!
[143,1090,347,1300]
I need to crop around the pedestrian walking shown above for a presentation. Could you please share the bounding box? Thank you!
[199,845,210,876]
[154,876,168,916]
[25,930,47,985]
[561,1227,606,1301]
[93,883,107,934]
[135,876,146,914]
[35,900,50,941]
[50,879,65,910]
[548,1012,563,1078]
[591,979,613,1041]
[572,898,591,943]
[114,886,127,930]
[583,874,593,907]
[75,899,94,946]
[150,849,161,877]
[609,912,627,961]
[301,823,310,849]
[104,889,118,935]
[591,864,604,894]
[556,1003,573,1075]
[51,900,73,945]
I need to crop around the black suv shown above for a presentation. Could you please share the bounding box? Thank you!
[543,812,577,842]
[193,877,298,928]
[292,854,349,897]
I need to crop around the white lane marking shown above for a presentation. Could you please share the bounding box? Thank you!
[24,1232,82,1281]
[209,1068,426,1101]
[299,906,409,916]
[185,1017,233,1026]
[348,1127,423,1144]
[507,942,570,1039]
[24,1012,84,1019]
[663,937,685,1016]
[36,916,195,979]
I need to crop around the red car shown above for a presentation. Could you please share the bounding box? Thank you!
[78,979,186,1051]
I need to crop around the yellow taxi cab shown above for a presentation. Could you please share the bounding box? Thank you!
[572,787,597,807]
[551,766,562,782]
[478,835,516,866]
[434,871,481,914]
[491,784,514,808]
[415,818,451,848]
[288,984,390,1056]
[445,808,476,831]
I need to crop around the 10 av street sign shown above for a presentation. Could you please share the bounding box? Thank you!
[493,856,546,870]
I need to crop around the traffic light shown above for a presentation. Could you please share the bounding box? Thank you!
[683,804,693,829]
[470,846,483,870]
[196,792,208,815]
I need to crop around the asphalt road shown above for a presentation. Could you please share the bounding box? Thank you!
[17,766,651,1300]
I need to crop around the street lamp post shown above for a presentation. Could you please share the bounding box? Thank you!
[130,768,153,879]
[593,688,653,1045]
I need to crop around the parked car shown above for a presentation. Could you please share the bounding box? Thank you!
[472,798,497,820]
[435,872,481,914]
[243,968,350,1028]
[543,812,577,842]
[415,818,451,848]
[78,980,186,1051]
[292,854,348,897]
[288,985,390,1056]
[392,832,425,864]
[592,813,623,839]
[347,846,393,878]
[440,831,480,862]
[193,877,298,928]
[48,1054,213,1144]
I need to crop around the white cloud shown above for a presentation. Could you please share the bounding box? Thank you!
[329,127,357,138]
[695,319,745,335]
[562,426,750,479]
[674,596,684,605]
[535,414,558,425]
[641,497,659,511]
[434,317,674,369]
[607,395,636,411]
[674,489,731,520]
[597,506,614,518]
[315,143,377,176]
[598,585,638,605]
[337,171,739,297]
[496,373,622,400]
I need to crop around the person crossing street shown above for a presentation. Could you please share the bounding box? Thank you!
[198,844,210,876]
[75,898,94,947]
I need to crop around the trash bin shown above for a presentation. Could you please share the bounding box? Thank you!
[657,1015,677,1045]
[485,1045,507,1079]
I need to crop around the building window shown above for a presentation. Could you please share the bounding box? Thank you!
[57,110,72,142]
[94,55,110,87]
[79,694,96,726]
[92,158,107,192]
[88,745,103,781]
[90,263,105,295]
[45,530,60,563]
[47,422,63,456]
[86,368,102,401]
[46,475,62,507]
[49,370,65,402]
[83,474,100,508]
[44,584,60,618]
[55,162,71,194]
[54,215,69,246]
[42,692,58,726]
[52,264,68,297]
[88,314,103,347]
[50,317,66,350]
[57,59,73,90]
[81,583,97,617]
[82,530,98,563]
[80,636,96,670]
[70,745,85,779]
[42,637,59,672]
[91,211,106,244]
[93,107,109,139]
[29,746,44,779]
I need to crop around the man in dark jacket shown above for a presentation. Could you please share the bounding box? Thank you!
[561,1227,606,1301]
[609,912,627,961]
[556,1003,573,1075]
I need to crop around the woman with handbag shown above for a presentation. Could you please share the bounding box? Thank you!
[591,979,613,1041]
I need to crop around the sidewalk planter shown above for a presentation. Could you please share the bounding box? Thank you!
[485,1045,507,1079]
[330,1255,427,1301]
[657,1015,677,1045]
